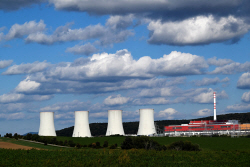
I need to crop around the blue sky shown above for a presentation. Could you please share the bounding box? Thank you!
[0,0,250,135]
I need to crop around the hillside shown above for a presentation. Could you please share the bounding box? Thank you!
[56,112,250,137]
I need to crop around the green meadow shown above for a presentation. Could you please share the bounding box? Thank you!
[0,136,250,166]
[56,136,250,151]
[0,137,71,150]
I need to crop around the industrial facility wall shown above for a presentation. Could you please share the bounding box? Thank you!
[164,124,240,132]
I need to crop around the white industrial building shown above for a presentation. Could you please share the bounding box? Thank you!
[38,112,56,136]
[72,111,92,137]
[106,110,125,136]
[137,109,157,136]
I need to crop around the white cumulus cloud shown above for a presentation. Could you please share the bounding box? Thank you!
[148,15,250,46]
[237,72,250,89]
[5,20,46,40]
[0,112,25,120]
[66,43,98,56]
[48,0,245,19]
[15,76,41,93]
[242,91,250,103]
[193,109,212,117]
[0,32,4,41]
[210,62,250,74]
[2,61,49,75]
[106,14,135,30]
[0,93,53,104]
[104,94,130,106]
[0,60,13,69]
[25,22,134,46]
[192,89,228,103]
[90,112,108,118]
[0,93,24,103]
[225,103,250,112]
[55,112,74,119]
[157,108,178,119]
[194,77,229,86]
[40,100,90,112]
[49,50,207,80]
[138,88,173,97]
[207,57,233,67]
[0,103,29,113]
[27,50,207,85]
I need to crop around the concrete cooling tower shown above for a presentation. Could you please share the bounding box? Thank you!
[72,111,92,137]
[38,112,56,136]
[137,109,156,136]
[106,110,125,136]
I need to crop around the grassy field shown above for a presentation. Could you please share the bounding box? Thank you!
[0,149,249,166]
[0,138,72,150]
[55,136,250,151]
[153,137,250,151]
[1,136,250,166]
[2,136,250,151]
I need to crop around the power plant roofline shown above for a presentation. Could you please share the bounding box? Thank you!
[137,109,156,135]
[72,111,92,137]
[38,112,56,136]
[106,110,125,136]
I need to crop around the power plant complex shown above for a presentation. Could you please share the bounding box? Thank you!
[38,92,250,137]
[164,92,247,136]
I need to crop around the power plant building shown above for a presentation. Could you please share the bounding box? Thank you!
[38,112,56,136]
[137,109,156,136]
[164,92,241,135]
[240,124,250,130]
[72,111,92,137]
[106,110,125,136]
[164,120,239,134]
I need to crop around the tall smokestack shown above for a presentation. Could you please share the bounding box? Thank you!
[214,92,216,121]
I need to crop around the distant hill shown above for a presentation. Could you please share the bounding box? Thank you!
[23,132,38,136]
[198,113,250,122]
[56,112,250,137]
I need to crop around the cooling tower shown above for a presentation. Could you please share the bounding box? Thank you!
[72,111,91,137]
[137,109,156,136]
[38,112,56,136]
[106,110,125,136]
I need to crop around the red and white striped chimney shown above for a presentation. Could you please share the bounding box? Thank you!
[214,92,216,121]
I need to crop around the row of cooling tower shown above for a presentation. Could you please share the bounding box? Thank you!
[38,109,156,137]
